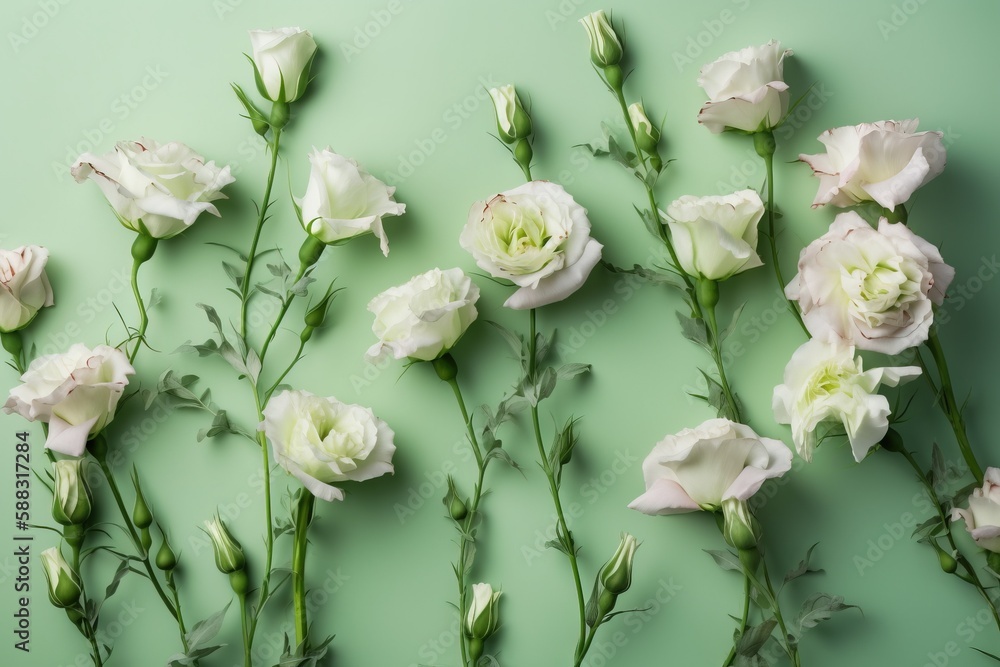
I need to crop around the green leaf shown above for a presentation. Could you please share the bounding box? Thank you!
[222,261,244,288]
[556,363,591,381]
[677,312,710,349]
[972,647,1000,662]
[737,619,778,657]
[784,543,824,584]
[721,303,747,342]
[487,320,526,360]
[705,549,742,572]
[103,559,130,604]
[147,288,163,309]
[185,601,231,650]
[795,593,859,632]
[535,366,558,404]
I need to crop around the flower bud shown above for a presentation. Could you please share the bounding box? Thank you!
[131,468,153,530]
[432,353,459,382]
[722,498,761,551]
[628,102,661,155]
[579,10,623,68]
[249,27,318,104]
[204,513,246,574]
[232,83,270,136]
[599,533,638,596]
[51,460,92,526]
[41,547,81,609]
[443,475,468,522]
[464,582,501,640]
[155,537,177,571]
[229,569,249,596]
[298,234,326,269]
[488,85,532,144]
[304,283,338,329]
[938,549,958,575]
[130,233,158,264]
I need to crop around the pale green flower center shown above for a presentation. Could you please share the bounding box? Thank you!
[478,197,564,276]
[840,253,921,327]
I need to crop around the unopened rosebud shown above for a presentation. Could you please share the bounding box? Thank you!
[41,547,81,609]
[204,513,245,574]
[628,102,661,155]
[599,533,638,596]
[52,460,92,526]
[131,468,153,530]
[722,498,761,551]
[443,475,468,522]
[465,583,501,642]
[232,83,270,136]
[580,10,623,68]
[488,85,532,144]
[938,549,958,574]
[155,537,177,571]
[304,283,338,329]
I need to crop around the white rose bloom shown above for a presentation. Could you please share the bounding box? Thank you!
[697,40,792,134]
[261,390,395,502]
[772,338,920,462]
[249,27,318,103]
[298,148,406,257]
[0,245,54,333]
[952,468,1000,553]
[4,344,135,456]
[800,119,946,210]
[629,418,791,515]
[460,181,603,310]
[367,268,480,362]
[72,138,234,239]
[664,190,765,281]
[465,582,502,640]
[786,211,954,355]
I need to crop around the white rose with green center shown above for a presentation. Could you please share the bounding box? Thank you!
[772,338,920,462]
[71,138,234,239]
[261,390,395,502]
[664,190,765,281]
[953,468,1000,553]
[786,211,953,355]
[460,181,603,309]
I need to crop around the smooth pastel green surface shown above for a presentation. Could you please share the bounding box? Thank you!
[2,0,999,665]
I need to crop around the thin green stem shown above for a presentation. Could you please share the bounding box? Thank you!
[95,457,183,636]
[265,337,307,403]
[761,150,808,335]
[240,127,283,341]
[759,559,800,667]
[166,574,189,649]
[259,262,308,362]
[520,162,533,182]
[85,624,105,667]
[245,384,274,658]
[925,327,984,485]
[292,491,316,648]
[702,288,742,423]
[722,575,752,667]
[445,374,486,667]
[611,86,699,317]
[128,256,148,365]
[574,622,600,667]
[528,308,588,662]
[238,593,251,667]
[895,444,1000,632]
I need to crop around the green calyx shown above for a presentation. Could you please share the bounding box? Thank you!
[753,130,776,159]
[432,353,459,382]
[131,233,159,264]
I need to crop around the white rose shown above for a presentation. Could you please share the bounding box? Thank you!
[4,344,135,456]
[579,10,623,67]
[772,338,920,462]
[697,40,792,134]
[72,138,235,239]
[249,27,318,103]
[260,390,395,502]
[460,181,603,310]
[465,582,501,640]
[0,245,54,333]
[629,418,791,515]
[800,119,946,210]
[952,468,1000,553]
[786,211,954,355]
[664,190,764,281]
[366,268,480,362]
[298,148,406,257]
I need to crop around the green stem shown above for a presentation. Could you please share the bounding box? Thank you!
[292,491,316,648]
[128,255,149,365]
[759,558,800,667]
[2,330,25,374]
[722,575,752,667]
[265,337,306,403]
[528,309,588,661]
[240,127,283,341]
[94,457,184,644]
[611,86,699,317]
[701,282,742,423]
[520,161,533,182]
[166,573,190,650]
[925,327,984,485]
[238,593,251,667]
[760,145,808,336]
[574,622,600,667]
[245,385,274,658]
[85,625,105,667]
[259,261,308,362]
[894,444,1000,631]
[445,374,486,667]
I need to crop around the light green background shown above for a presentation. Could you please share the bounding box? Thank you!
[2,0,998,665]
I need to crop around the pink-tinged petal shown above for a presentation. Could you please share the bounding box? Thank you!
[504,239,603,310]
[628,478,699,516]
[724,436,791,500]
[46,415,99,457]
